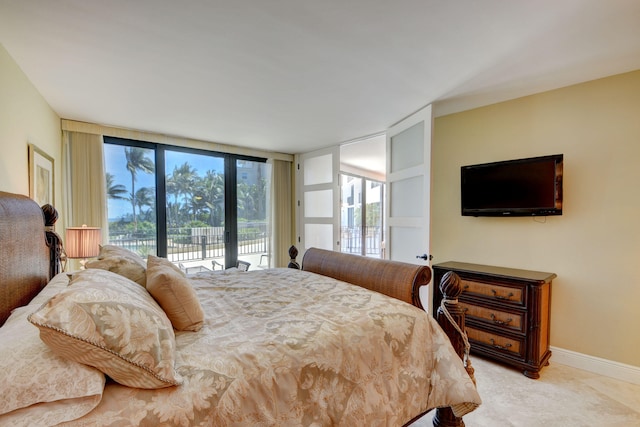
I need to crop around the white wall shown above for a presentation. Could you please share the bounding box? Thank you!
[432,70,640,367]
[0,44,62,221]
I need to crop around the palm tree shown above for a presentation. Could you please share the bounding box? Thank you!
[125,147,154,230]
[168,162,197,223]
[249,177,267,220]
[106,173,128,200]
[189,178,208,222]
[237,182,253,220]
[134,187,154,221]
[203,170,224,226]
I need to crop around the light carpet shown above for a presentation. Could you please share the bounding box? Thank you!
[411,356,640,426]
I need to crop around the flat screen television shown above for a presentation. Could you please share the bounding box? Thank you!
[461,154,563,217]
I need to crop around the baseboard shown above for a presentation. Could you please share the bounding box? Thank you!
[550,346,640,386]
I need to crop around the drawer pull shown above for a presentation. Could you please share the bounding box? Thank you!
[463,284,469,290]
[490,313,513,325]
[491,289,514,300]
[489,338,513,350]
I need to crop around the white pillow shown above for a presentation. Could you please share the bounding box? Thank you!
[0,274,105,426]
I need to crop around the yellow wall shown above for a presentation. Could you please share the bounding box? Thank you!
[0,44,62,213]
[432,70,640,367]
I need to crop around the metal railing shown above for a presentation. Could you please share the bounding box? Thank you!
[340,225,382,257]
[108,222,268,262]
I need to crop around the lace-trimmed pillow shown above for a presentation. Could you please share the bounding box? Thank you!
[28,269,182,389]
[85,245,147,286]
[146,255,205,331]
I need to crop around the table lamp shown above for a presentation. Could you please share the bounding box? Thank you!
[65,225,101,269]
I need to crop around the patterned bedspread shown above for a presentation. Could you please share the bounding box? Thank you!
[63,268,480,426]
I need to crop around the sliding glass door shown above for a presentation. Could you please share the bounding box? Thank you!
[165,149,226,271]
[103,137,269,271]
[236,159,271,268]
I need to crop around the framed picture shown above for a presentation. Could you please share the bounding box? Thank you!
[28,143,55,207]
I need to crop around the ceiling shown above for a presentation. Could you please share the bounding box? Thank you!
[2,0,640,163]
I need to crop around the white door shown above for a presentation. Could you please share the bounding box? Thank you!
[296,146,340,255]
[385,105,433,309]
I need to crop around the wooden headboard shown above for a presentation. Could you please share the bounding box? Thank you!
[0,191,61,326]
[300,247,431,310]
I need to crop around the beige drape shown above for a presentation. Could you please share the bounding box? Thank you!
[62,131,108,245]
[269,159,294,267]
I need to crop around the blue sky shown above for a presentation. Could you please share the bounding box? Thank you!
[104,145,224,220]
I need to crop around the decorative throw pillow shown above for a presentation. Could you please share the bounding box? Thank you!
[0,273,104,425]
[96,244,142,260]
[28,269,182,389]
[146,255,205,332]
[85,245,147,286]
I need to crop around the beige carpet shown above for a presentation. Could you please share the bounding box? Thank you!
[411,356,640,426]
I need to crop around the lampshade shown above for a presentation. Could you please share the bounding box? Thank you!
[66,225,101,259]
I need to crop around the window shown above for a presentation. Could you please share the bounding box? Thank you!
[164,149,226,266]
[104,137,269,270]
[340,174,384,258]
[104,143,157,256]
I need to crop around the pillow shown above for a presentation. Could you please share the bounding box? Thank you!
[0,274,104,426]
[85,245,147,286]
[146,255,205,332]
[28,269,182,389]
[97,244,143,260]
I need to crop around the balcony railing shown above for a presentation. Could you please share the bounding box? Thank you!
[340,226,382,257]
[108,222,268,263]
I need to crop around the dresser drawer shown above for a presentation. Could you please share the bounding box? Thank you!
[459,302,525,333]
[467,326,525,359]
[461,278,524,306]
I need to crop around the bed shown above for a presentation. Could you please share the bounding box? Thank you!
[0,191,480,426]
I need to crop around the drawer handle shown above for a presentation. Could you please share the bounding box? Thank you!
[490,313,513,326]
[489,338,513,350]
[491,289,514,300]
[463,284,469,290]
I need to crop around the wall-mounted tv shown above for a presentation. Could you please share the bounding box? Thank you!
[461,154,563,217]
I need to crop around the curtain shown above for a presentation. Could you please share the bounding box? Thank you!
[269,159,294,267]
[62,131,108,248]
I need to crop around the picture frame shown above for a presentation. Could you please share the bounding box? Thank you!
[28,143,55,207]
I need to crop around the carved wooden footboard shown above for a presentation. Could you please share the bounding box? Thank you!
[299,246,431,309]
[288,246,470,427]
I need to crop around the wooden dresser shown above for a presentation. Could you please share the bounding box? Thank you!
[432,261,555,379]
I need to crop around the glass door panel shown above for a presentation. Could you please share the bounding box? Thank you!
[339,175,384,258]
[340,175,362,255]
[365,180,384,258]
[236,159,271,270]
[104,144,157,257]
[165,150,225,273]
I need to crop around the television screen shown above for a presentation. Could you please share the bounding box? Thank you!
[461,154,563,216]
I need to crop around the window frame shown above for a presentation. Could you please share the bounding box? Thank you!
[104,136,267,268]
